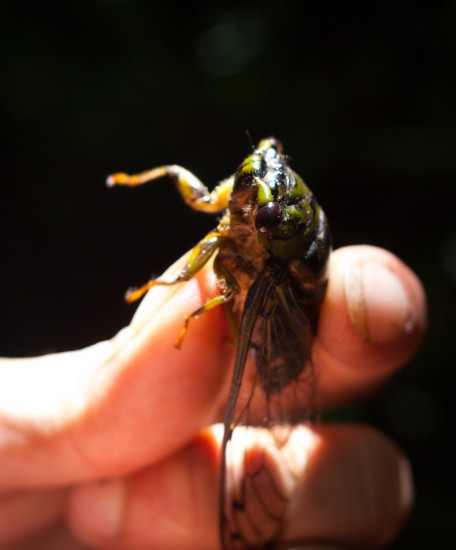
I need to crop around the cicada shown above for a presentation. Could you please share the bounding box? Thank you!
[107,138,331,549]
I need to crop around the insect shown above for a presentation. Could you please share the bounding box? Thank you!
[107,137,331,549]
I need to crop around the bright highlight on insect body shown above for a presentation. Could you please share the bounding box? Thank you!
[108,137,331,549]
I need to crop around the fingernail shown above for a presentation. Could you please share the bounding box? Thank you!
[344,260,415,344]
[72,478,125,537]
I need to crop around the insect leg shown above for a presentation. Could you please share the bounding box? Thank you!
[107,165,233,214]
[175,256,240,348]
[125,230,221,303]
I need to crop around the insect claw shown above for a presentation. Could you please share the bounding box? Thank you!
[175,317,190,348]
[124,286,146,303]
[174,338,183,350]
[106,173,130,187]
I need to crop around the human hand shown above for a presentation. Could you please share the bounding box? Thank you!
[0,245,426,550]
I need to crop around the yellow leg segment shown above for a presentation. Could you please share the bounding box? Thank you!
[107,164,233,213]
[125,230,221,303]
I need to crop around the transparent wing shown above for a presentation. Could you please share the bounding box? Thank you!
[220,270,317,549]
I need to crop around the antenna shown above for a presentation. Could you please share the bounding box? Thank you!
[245,130,255,151]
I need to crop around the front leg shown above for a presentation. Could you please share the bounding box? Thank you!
[107,164,233,214]
[125,230,222,303]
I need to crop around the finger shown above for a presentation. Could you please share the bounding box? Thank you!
[0,488,66,545]
[2,524,89,550]
[67,424,412,550]
[0,256,231,490]
[67,428,219,550]
[282,424,412,548]
[315,245,426,405]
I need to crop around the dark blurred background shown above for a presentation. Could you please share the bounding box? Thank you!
[1,1,455,547]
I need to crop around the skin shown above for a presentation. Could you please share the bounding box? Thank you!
[0,245,426,550]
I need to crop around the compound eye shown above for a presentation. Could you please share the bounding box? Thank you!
[255,201,283,233]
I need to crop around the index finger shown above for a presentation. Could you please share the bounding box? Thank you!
[0,257,232,490]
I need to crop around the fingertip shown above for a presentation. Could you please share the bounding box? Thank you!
[285,424,414,548]
[316,246,426,401]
